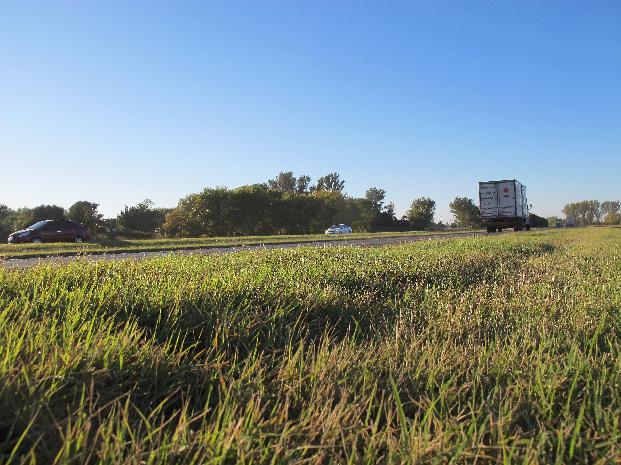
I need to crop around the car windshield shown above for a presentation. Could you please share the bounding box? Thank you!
[28,220,51,230]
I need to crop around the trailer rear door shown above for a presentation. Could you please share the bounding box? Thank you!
[497,181,516,217]
[479,182,498,218]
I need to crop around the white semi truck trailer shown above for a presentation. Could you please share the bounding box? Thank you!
[479,180,530,233]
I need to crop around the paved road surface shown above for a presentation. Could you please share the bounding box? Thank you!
[1,232,485,270]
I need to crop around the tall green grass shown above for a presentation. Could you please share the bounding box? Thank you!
[0,228,620,463]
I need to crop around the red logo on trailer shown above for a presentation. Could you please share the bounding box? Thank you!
[503,188,509,193]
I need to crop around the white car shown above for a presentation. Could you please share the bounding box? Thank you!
[325,224,353,234]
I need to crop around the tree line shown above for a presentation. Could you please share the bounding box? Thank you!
[545,200,621,227]
[1,171,559,241]
[554,200,621,226]
[0,200,171,242]
[161,172,437,236]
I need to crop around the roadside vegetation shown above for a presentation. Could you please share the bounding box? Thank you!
[2,171,558,244]
[0,230,467,260]
[1,227,620,463]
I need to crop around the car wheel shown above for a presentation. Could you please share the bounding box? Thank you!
[74,236,84,243]
[32,237,43,243]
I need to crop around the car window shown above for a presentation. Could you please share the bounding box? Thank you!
[30,220,51,230]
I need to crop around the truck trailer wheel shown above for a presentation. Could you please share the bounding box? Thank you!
[487,226,494,233]
[526,225,531,231]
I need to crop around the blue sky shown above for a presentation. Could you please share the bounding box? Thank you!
[1,1,619,221]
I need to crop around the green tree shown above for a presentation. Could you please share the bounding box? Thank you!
[0,204,16,241]
[547,216,559,228]
[231,185,281,235]
[308,190,348,228]
[296,175,311,194]
[562,203,579,224]
[604,212,621,225]
[268,171,297,193]
[601,201,621,217]
[117,199,165,236]
[13,205,66,229]
[449,197,480,228]
[314,172,345,192]
[563,200,601,225]
[407,197,436,230]
[365,187,386,213]
[67,201,104,230]
[364,188,402,231]
[163,186,283,237]
[589,200,602,223]
[343,197,376,232]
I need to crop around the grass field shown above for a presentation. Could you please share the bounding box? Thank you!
[0,228,620,463]
[0,230,465,260]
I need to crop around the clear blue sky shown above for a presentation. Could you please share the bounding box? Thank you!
[1,1,619,221]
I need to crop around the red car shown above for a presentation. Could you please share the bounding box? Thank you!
[7,219,91,243]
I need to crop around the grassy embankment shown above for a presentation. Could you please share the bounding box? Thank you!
[0,230,472,260]
[1,228,620,463]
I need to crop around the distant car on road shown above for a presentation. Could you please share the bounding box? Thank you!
[7,219,91,244]
[325,224,353,234]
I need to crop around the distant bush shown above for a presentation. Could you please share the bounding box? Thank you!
[604,212,621,225]
[449,197,480,228]
[407,197,436,230]
[117,199,167,237]
[67,201,104,233]
[0,204,14,242]
[529,213,548,227]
